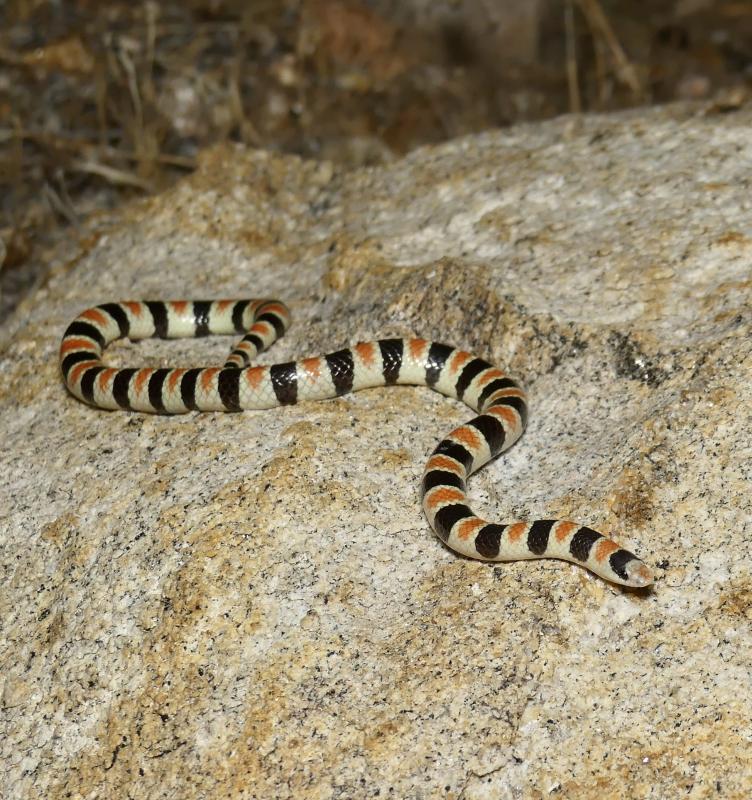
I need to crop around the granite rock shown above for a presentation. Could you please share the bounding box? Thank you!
[1,104,751,799]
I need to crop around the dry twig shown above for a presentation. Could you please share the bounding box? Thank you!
[70,159,155,191]
[564,0,582,113]
[576,0,644,101]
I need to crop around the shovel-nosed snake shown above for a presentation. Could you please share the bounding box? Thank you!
[60,298,653,588]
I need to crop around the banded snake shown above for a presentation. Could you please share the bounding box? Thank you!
[60,298,653,588]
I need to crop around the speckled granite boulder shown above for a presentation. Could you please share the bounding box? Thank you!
[2,105,751,799]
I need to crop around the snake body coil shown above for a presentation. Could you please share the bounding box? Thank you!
[60,298,653,587]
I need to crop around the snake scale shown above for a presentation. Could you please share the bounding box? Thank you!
[60,298,653,587]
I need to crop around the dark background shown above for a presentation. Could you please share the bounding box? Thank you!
[1,0,750,319]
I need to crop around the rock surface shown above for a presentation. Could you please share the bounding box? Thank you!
[2,104,751,799]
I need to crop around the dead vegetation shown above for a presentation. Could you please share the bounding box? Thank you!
[1,0,750,319]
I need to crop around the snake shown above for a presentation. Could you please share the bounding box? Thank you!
[59,298,653,588]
